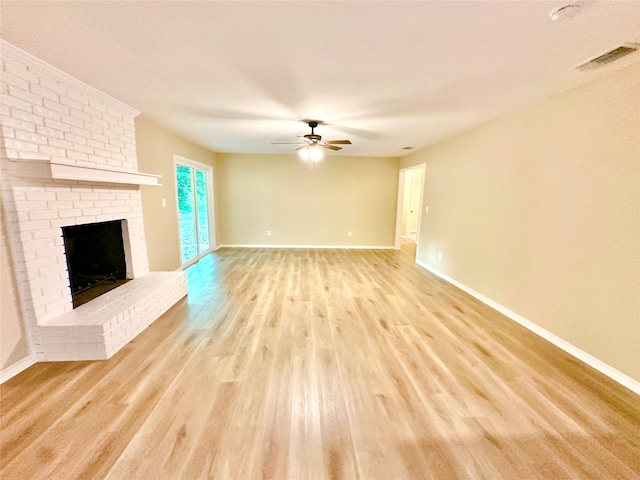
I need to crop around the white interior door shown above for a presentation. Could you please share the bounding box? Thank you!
[407,173,422,241]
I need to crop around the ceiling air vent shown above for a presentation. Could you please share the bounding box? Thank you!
[576,43,639,71]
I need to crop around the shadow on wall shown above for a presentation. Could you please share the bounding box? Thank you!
[1,203,30,371]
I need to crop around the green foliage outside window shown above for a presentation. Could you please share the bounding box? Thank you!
[176,165,193,213]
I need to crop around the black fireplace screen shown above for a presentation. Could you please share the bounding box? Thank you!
[62,219,130,308]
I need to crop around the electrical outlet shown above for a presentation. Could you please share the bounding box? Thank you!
[267,230,272,236]
[347,231,352,237]
[425,206,429,213]
[438,251,443,260]
[161,198,166,207]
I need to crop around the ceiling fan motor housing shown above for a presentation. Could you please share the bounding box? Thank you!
[305,121,321,142]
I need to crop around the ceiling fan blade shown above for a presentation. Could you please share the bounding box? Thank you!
[295,145,308,151]
[322,144,342,151]
[326,140,352,145]
[271,142,305,145]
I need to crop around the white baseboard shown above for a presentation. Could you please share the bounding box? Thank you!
[415,259,640,396]
[0,355,36,384]
[217,244,396,250]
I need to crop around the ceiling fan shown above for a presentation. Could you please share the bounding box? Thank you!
[272,121,352,152]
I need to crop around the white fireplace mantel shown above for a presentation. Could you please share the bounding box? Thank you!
[9,159,161,186]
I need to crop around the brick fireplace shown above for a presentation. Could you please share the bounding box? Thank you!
[1,40,186,362]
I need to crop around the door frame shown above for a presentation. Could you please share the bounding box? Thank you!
[173,155,216,268]
[394,163,426,250]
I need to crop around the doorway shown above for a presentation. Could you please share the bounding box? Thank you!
[394,164,425,251]
[174,156,215,267]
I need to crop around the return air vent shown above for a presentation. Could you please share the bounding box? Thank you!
[576,43,639,71]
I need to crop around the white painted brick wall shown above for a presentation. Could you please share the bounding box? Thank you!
[1,40,151,329]
[1,48,139,172]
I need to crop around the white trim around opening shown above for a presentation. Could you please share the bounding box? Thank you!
[173,155,216,269]
[394,163,426,250]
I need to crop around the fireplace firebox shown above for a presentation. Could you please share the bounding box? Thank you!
[62,220,130,308]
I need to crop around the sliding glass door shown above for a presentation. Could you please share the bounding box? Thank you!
[175,157,214,266]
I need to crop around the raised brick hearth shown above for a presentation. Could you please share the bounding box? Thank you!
[1,40,186,363]
[37,272,187,360]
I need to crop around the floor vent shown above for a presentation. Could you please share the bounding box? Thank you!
[576,43,639,71]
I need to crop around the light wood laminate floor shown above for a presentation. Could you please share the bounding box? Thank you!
[1,244,639,479]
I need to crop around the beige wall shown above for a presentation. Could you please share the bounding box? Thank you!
[217,153,400,246]
[135,116,217,271]
[0,209,30,371]
[401,62,640,381]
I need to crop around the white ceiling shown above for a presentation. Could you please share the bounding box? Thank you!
[1,1,639,157]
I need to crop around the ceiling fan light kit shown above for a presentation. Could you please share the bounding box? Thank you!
[298,144,323,162]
